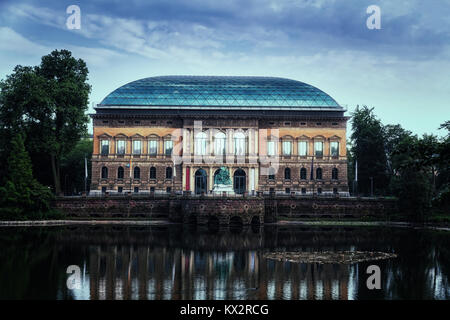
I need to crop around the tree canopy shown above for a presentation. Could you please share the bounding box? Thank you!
[0,49,91,194]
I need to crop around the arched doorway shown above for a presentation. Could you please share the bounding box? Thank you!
[195,169,207,194]
[233,169,246,194]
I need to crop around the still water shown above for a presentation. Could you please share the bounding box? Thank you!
[0,223,449,300]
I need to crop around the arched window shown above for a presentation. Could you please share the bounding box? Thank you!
[316,167,323,180]
[195,132,208,155]
[300,168,307,180]
[284,167,291,180]
[134,166,140,179]
[101,166,108,179]
[150,167,156,179]
[117,166,124,179]
[234,131,246,155]
[332,168,338,180]
[268,167,276,180]
[214,131,226,155]
[166,167,173,179]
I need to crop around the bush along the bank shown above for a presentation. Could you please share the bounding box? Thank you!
[0,133,61,220]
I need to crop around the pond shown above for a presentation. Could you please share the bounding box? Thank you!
[0,223,449,300]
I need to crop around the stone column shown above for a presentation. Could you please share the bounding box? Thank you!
[250,167,255,193]
[209,167,213,192]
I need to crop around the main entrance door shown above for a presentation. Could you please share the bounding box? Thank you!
[233,169,246,194]
[195,169,207,194]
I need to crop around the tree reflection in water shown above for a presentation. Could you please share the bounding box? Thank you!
[0,225,449,300]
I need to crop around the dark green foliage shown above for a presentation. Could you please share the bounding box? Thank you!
[0,134,55,219]
[60,138,93,195]
[390,168,432,221]
[350,106,388,195]
[350,106,449,219]
[0,49,91,194]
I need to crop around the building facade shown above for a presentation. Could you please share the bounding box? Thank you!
[90,76,349,196]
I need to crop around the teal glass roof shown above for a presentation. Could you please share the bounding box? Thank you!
[98,76,341,110]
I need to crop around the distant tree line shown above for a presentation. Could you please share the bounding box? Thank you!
[0,49,91,219]
[348,106,449,220]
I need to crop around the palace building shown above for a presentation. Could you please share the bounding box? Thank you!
[90,76,349,196]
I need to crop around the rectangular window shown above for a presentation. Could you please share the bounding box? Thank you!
[330,141,339,157]
[298,141,308,157]
[282,141,292,156]
[285,188,291,194]
[267,141,275,156]
[314,141,323,157]
[118,187,123,193]
[101,140,109,156]
[133,140,141,155]
[117,140,126,155]
[149,140,158,156]
[164,140,173,156]
[134,187,139,193]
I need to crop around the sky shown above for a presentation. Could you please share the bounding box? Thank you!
[0,0,449,136]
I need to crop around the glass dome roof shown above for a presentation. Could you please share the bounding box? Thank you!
[98,76,341,110]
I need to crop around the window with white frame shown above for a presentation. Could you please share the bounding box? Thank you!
[330,141,339,157]
[195,132,208,155]
[234,131,246,155]
[133,140,141,155]
[101,140,109,156]
[298,141,308,157]
[282,140,292,156]
[148,139,158,156]
[164,139,173,156]
[214,131,226,155]
[117,140,126,155]
[267,140,276,156]
[314,141,323,157]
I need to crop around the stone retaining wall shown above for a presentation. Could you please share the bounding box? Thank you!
[53,196,397,225]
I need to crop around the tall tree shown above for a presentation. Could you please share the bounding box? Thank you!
[36,50,91,194]
[0,134,52,218]
[0,50,91,194]
[383,124,412,177]
[350,106,388,195]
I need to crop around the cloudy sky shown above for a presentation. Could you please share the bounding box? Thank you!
[0,0,449,136]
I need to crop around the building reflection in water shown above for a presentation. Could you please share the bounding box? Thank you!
[2,224,449,300]
[84,244,354,300]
